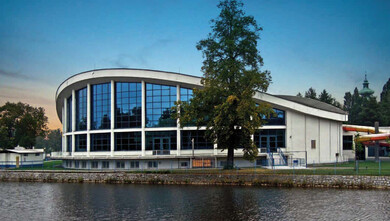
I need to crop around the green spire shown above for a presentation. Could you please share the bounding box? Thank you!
[359,74,374,97]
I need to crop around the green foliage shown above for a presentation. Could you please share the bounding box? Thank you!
[0,102,48,149]
[344,78,390,126]
[298,88,341,108]
[173,0,272,168]
[35,129,62,153]
[304,87,317,100]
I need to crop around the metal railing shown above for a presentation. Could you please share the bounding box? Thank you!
[152,150,171,155]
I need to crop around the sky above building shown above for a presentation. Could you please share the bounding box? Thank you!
[0,0,389,130]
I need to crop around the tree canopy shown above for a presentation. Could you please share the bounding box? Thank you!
[344,78,390,126]
[35,129,62,153]
[174,0,272,168]
[298,87,341,108]
[0,102,48,149]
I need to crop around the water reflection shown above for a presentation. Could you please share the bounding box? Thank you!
[0,183,389,220]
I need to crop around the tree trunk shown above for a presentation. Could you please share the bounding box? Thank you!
[227,145,234,169]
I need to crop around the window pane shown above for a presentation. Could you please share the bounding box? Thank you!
[91,83,111,129]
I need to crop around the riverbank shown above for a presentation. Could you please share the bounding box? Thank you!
[1,170,390,189]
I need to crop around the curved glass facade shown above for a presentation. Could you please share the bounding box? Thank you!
[76,87,87,131]
[115,82,141,128]
[91,83,111,130]
[146,83,176,127]
[62,79,287,156]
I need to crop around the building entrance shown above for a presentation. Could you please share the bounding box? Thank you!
[260,135,277,152]
[153,137,170,154]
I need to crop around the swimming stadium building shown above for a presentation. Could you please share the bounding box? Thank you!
[53,69,348,169]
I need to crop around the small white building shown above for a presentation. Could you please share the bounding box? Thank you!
[0,146,45,168]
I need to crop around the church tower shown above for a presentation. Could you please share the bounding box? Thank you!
[359,74,375,97]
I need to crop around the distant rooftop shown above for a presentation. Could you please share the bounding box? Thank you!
[274,95,347,114]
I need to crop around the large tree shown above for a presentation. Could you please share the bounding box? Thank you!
[0,102,48,149]
[174,0,272,169]
[35,129,62,153]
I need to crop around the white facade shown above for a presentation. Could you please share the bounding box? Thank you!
[54,68,348,169]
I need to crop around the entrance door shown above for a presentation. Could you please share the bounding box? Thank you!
[259,135,277,152]
[153,137,170,154]
[268,136,277,152]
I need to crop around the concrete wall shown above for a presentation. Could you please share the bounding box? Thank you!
[1,171,389,189]
[287,110,343,164]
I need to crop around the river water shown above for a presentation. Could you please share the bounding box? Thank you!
[0,182,389,221]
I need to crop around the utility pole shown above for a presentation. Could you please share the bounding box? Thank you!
[375,121,380,162]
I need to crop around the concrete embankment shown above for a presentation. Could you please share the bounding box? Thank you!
[1,170,390,189]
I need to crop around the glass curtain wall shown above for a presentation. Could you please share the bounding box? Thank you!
[66,135,72,152]
[91,133,111,151]
[181,130,213,149]
[146,83,176,127]
[115,82,142,128]
[66,96,72,132]
[76,87,87,131]
[115,132,142,151]
[145,131,177,151]
[91,83,111,130]
[75,134,87,152]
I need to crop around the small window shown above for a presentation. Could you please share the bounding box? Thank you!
[148,161,158,168]
[116,161,125,169]
[75,161,79,168]
[35,153,40,156]
[343,136,353,150]
[23,154,28,156]
[102,161,110,169]
[91,161,99,169]
[311,140,316,149]
[81,161,87,168]
[181,162,188,167]
[130,161,139,168]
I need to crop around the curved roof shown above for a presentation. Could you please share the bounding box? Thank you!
[55,68,348,122]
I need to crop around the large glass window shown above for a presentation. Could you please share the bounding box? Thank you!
[115,132,141,151]
[75,134,87,152]
[91,83,111,130]
[66,135,72,152]
[76,87,87,131]
[343,135,353,150]
[66,96,72,132]
[91,133,111,151]
[146,83,177,127]
[263,108,285,125]
[115,82,142,128]
[180,88,193,103]
[254,129,285,152]
[181,130,213,150]
[146,131,177,150]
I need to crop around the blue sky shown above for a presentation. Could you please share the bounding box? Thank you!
[0,0,389,129]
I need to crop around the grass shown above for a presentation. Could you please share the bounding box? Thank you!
[7,160,390,176]
[11,160,64,171]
